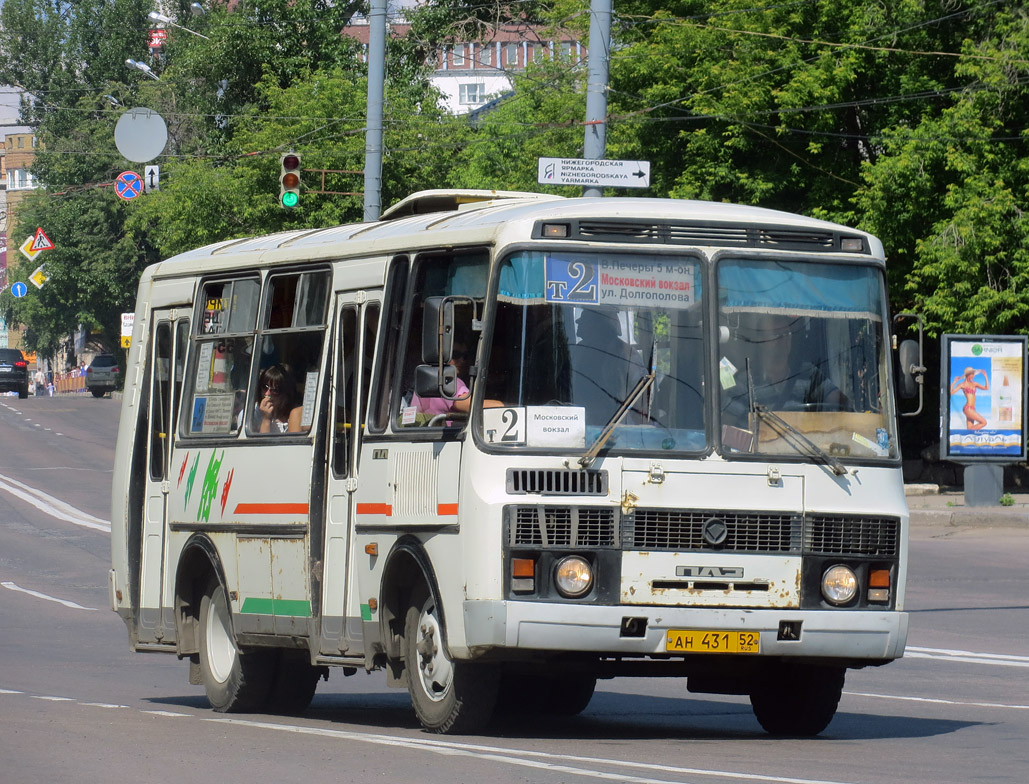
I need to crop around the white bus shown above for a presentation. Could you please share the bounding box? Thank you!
[111,190,913,735]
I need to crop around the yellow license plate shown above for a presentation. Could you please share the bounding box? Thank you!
[666,629,760,654]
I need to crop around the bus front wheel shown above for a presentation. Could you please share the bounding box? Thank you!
[403,588,499,733]
[749,663,845,736]
[198,577,272,712]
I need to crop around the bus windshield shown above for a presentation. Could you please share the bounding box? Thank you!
[483,250,707,454]
[717,257,897,462]
[482,250,897,463]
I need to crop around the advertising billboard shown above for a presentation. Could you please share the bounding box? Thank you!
[941,334,1028,461]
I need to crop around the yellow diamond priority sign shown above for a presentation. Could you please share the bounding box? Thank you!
[29,266,48,289]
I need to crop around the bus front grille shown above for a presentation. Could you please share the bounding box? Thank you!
[804,515,900,556]
[625,510,801,553]
[509,506,618,547]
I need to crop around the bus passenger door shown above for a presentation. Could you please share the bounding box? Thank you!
[321,294,378,654]
[139,312,189,642]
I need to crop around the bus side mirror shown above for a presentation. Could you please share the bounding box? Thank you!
[415,363,457,398]
[893,313,925,417]
[898,339,923,399]
[421,296,454,364]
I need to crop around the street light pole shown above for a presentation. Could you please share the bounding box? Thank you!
[582,0,611,198]
[363,0,386,222]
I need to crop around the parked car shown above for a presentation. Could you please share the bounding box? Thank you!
[0,348,29,398]
[85,353,121,397]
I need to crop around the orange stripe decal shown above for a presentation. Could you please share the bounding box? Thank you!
[233,503,309,515]
[356,502,393,516]
[437,503,459,516]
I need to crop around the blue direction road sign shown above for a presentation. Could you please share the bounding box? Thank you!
[115,170,144,201]
[11,281,28,298]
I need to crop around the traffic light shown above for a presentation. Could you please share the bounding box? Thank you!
[279,152,301,208]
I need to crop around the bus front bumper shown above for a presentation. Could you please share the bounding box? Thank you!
[462,601,908,662]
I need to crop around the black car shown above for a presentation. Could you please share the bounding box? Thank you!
[85,353,121,397]
[0,348,29,398]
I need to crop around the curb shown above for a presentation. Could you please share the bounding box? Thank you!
[908,506,1029,528]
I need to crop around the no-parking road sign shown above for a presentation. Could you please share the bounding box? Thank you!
[115,170,145,201]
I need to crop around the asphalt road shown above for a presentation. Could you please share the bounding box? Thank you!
[1,393,1027,783]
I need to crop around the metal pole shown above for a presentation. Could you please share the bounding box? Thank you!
[363,0,387,221]
[582,0,611,198]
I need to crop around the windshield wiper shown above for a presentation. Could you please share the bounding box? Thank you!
[579,370,657,468]
[745,360,848,477]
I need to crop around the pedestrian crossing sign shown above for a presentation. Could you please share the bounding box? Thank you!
[31,227,55,252]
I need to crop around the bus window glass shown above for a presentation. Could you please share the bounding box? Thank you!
[183,277,259,437]
[149,322,172,480]
[332,306,359,477]
[247,269,330,436]
[369,259,408,432]
[483,251,706,453]
[395,251,489,429]
[716,258,896,460]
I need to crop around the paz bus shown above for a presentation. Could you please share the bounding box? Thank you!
[110,190,915,735]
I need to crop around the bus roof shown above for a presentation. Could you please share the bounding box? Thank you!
[150,191,885,278]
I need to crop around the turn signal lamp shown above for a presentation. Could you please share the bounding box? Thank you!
[511,557,535,593]
[867,567,891,603]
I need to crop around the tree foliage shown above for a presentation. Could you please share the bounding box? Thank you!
[3,0,1029,355]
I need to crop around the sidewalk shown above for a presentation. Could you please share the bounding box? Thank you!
[905,484,1029,528]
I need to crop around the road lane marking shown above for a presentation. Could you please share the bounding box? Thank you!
[1,581,98,611]
[81,702,130,709]
[906,646,1029,668]
[0,471,111,532]
[211,717,860,784]
[847,691,1029,710]
[31,695,75,702]
[141,710,191,717]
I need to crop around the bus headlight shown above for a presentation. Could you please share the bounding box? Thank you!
[821,565,858,605]
[554,556,593,598]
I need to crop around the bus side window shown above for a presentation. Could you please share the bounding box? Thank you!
[394,251,489,428]
[182,277,259,437]
[248,269,331,436]
[369,258,409,432]
[332,306,359,476]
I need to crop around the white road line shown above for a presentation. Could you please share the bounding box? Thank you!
[1,581,98,611]
[847,691,1029,711]
[211,718,860,784]
[0,688,24,694]
[0,471,111,532]
[141,710,191,717]
[81,702,130,709]
[30,695,75,702]
[906,646,1029,668]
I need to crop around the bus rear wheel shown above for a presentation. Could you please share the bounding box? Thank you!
[749,663,845,736]
[403,588,499,734]
[198,577,272,712]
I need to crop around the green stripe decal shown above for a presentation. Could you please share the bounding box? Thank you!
[360,604,372,621]
[239,598,312,617]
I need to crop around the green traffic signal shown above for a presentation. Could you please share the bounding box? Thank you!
[279,152,301,208]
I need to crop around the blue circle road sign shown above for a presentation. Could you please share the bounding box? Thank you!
[11,282,28,298]
[115,170,144,201]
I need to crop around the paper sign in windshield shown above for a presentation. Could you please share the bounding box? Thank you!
[544,257,695,308]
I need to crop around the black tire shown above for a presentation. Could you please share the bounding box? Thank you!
[497,672,596,717]
[198,578,273,712]
[749,664,846,736]
[543,674,596,716]
[90,389,105,398]
[18,384,28,399]
[404,587,499,734]
[266,650,324,715]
